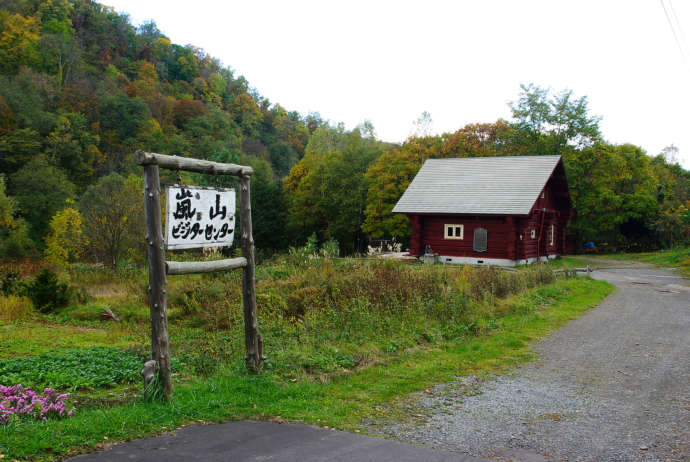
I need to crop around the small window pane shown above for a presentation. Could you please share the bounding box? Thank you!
[473,227,488,252]
[455,226,462,237]
[447,227,453,237]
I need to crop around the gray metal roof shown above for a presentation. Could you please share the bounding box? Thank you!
[392,155,562,215]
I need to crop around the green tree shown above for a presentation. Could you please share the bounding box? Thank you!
[509,83,602,155]
[99,94,150,140]
[564,143,658,249]
[0,174,32,257]
[79,173,144,269]
[9,155,75,241]
[0,127,42,175]
[46,111,100,188]
[240,154,288,251]
[285,125,384,253]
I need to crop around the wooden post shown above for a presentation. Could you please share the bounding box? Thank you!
[239,174,263,373]
[143,165,173,399]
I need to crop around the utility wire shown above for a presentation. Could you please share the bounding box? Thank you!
[660,0,687,62]
[667,0,688,51]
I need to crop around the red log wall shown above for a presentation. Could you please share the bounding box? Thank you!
[415,215,515,259]
[406,176,571,260]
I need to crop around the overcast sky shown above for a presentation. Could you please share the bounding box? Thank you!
[102,0,690,168]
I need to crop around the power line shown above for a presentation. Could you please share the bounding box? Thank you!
[660,0,687,62]
[667,0,689,53]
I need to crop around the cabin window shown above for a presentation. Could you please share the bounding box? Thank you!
[473,227,488,252]
[549,224,555,246]
[444,224,463,240]
[541,191,545,199]
[530,229,536,239]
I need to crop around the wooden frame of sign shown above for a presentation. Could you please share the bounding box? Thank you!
[135,150,264,400]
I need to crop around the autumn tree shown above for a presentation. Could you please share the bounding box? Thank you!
[363,123,508,241]
[44,203,85,267]
[0,11,40,74]
[79,173,143,268]
[362,135,444,240]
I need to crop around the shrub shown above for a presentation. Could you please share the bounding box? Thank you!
[27,269,72,313]
[1,270,26,296]
[320,239,339,258]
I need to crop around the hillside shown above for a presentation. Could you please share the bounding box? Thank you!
[1,0,689,262]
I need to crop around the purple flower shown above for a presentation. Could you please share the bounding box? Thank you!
[0,384,76,424]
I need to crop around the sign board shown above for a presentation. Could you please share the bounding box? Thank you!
[165,185,235,250]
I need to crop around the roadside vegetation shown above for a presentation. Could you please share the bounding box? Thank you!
[0,248,613,460]
[590,247,690,277]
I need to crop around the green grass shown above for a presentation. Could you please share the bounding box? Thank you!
[0,277,613,460]
[591,247,690,277]
[0,322,146,359]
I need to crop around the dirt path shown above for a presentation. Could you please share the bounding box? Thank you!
[376,265,690,462]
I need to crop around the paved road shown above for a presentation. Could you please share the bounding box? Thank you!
[70,420,487,461]
[377,264,690,462]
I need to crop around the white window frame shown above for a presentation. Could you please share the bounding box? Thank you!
[444,224,464,240]
[549,224,555,246]
[530,229,536,239]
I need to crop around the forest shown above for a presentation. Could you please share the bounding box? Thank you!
[1,0,689,267]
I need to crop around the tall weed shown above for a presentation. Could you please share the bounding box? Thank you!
[0,295,35,322]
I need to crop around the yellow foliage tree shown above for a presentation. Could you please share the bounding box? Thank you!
[0,12,40,74]
[44,204,85,268]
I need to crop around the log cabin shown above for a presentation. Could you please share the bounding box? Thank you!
[392,155,573,266]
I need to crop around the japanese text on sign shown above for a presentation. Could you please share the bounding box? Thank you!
[165,185,235,250]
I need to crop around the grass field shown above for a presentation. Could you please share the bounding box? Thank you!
[591,247,690,277]
[0,256,613,460]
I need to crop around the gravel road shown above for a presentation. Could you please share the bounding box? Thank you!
[375,263,690,462]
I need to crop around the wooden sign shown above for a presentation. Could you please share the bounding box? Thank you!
[165,185,235,250]
[137,150,264,400]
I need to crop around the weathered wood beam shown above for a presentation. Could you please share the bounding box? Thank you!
[135,150,253,177]
[166,257,247,275]
[239,174,263,373]
[143,164,173,400]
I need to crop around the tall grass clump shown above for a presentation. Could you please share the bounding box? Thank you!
[0,295,35,322]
